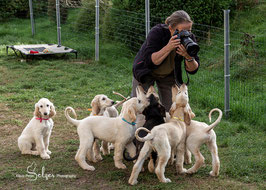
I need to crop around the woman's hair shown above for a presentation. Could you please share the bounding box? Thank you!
[165,10,192,27]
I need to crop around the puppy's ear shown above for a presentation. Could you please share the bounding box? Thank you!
[136,85,145,97]
[147,85,155,93]
[49,103,56,118]
[186,104,195,119]
[91,96,100,115]
[128,107,136,123]
[147,85,156,95]
[169,103,176,117]
[147,86,159,100]
[171,85,180,102]
[184,105,192,125]
[180,84,188,92]
[34,103,41,118]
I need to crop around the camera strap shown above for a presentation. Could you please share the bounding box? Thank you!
[174,57,190,87]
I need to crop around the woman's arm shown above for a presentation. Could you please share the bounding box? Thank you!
[151,35,181,65]
[185,58,199,72]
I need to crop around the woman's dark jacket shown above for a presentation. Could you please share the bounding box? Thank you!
[133,24,200,84]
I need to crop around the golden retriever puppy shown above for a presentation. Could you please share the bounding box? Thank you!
[18,98,56,159]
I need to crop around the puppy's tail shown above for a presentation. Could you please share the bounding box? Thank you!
[135,127,153,142]
[64,107,80,127]
[205,108,223,133]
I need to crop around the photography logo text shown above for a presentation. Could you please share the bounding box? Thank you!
[16,162,76,181]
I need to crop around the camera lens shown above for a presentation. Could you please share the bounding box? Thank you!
[179,30,200,57]
[183,37,199,57]
[186,42,200,57]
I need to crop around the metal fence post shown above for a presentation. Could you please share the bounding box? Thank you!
[29,0,35,36]
[145,0,150,38]
[95,0,99,61]
[56,0,61,47]
[224,10,230,117]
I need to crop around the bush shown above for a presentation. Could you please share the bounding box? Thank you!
[33,0,49,17]
[102,0,236,51]
[74,0,110,32]
[107,0,235,27]
[48,0,68,24]
[235,0,259,10]
[0,0,29,21]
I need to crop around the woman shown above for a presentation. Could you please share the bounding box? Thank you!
[131,10,200,111]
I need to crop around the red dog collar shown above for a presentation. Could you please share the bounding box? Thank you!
[36,118,49,123]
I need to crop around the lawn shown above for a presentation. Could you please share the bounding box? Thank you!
[0,4,265,190]
[0,54,265,190]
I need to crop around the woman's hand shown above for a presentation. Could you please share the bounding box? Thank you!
[166,35,181,52]
[177,44,199,72]
[176,44,191,59]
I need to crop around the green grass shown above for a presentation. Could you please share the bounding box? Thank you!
[0,4,265,190]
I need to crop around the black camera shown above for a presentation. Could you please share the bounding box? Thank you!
[173,30,200,57]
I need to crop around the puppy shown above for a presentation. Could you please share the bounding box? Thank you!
[97,93,130,155]
[65,86,149,171]
[18,98,56,159]
[89,94,117,158]
[123,86,165,171]
[90,94,116,116]
[168,103,195,165]
[128,84,191,185]
[185,108,222,176]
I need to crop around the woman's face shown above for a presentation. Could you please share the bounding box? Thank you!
[169,22,192,36]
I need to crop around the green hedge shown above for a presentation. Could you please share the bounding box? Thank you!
[110,0,235,26]
[0,0,29,21]
[48,0,68,24]
[102,0,237,50]
[74,0,109,32]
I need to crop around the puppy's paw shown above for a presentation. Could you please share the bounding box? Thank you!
[184,159,192,165]
[209,171,219,177]
[46,150,52,155]
[177,167,187,174]
[95,155,103,162]
[31,151,39,156]
[91,158,98,163]
[180,168,187,174]
[162,178,171,183]
[115,163,127,169]
[128,179,138,185]
[186,168,195,175]
[84,165,95,171]
[41,154,50,160]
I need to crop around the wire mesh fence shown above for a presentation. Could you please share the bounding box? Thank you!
[2,0,265,125]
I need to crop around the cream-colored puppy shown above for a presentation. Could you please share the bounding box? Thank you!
[185,108,222,176]
[129,84,192,185]
[89,94,117,159]
[65,86,149,171]
[90,94,116,116]
[18,98,56,159]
